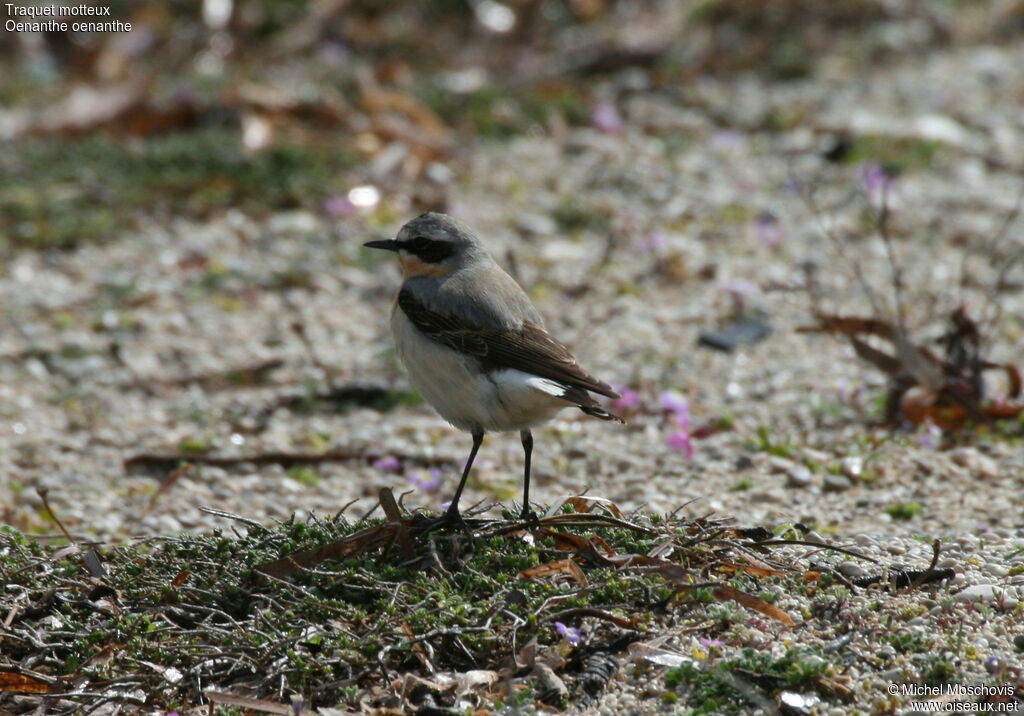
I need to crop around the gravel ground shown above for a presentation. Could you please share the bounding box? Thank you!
[2,31,1023,715]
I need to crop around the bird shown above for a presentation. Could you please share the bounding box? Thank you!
[364,212,623,527]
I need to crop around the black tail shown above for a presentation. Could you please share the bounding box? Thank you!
[580,404,625,423]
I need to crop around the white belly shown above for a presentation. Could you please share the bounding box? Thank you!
[392,309,567,432]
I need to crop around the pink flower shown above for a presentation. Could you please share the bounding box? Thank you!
[372,456,402,473]
[323,195,355,217]
[613,387,641,412]
[592,102,624,134]
[659,390,689,416]
[699,638,725,648]
[665,397,693,458]
[666,427,694,459]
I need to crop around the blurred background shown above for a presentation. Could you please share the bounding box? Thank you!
[1,0,1023,540]
[3,0,1023,252]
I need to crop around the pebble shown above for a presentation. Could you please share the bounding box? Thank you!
[837,561,869,579]
[839,456,863,479]
[823,475,853,492]
[950,448,999,478]
[983,564,1008,578]
[955,584,1020,609]
[786,464,814,488]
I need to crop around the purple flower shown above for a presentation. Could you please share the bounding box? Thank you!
[917,423,942,450]
[659,390,689,416]
[592,102,624,134]
[856,162,892,195]
[699,638,725,648]
[372,456,402,473]
[409,468,443,492]
[323,195,355,217]
[555,621,582,646]
[636,231,668,254]
[613,387,641,412]
[719,279,757,297]
[754,212,783,248]
[711,130,747,151]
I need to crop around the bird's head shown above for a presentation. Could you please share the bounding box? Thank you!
[364,212,485,278]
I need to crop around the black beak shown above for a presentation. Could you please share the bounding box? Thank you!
[363,239,400,252]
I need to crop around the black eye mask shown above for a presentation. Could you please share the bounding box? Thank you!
[401,237,455,264]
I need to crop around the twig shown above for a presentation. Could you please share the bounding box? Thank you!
[751,539,879,564]
[902,539,943,593]
[125,449,453,471]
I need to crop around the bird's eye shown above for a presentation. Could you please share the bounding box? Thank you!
[409,237,430,250]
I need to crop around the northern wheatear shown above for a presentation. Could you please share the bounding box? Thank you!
[365,212,623,525]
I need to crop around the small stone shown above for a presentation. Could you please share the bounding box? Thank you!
[823,474,853,492]
[950,447,999,478]
[837,561,869,578]
[878,668,902,683]
[955,584,1019,610]
[768,456,796,473]
[1013,635,1024,651]
[803,530,827,544]
[839,456,863,479]
[786,464,813,488]
[984,564,1008,578]
[801,448,830,463]
[886,543,906,555]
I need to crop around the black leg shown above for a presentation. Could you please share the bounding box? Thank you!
[519,429,538,521]
[446,429,484,521]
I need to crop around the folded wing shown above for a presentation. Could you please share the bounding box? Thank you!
[398,287,622,416]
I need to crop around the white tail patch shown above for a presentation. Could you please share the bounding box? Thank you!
[525,376,569,397]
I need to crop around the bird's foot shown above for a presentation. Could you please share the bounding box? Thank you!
[519,505,541,527]
[414,507,472,537]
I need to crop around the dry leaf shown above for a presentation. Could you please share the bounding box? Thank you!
[0,672,51,694]
[518,559,588,586]
[712,585,795,626]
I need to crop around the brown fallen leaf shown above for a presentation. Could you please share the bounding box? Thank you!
[205,690,292,714]
[714,561,787,578]
[712,585,796,626]
[518,559,589,586]
[0,671,51,694]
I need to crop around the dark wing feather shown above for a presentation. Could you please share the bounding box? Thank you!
[398,288,619,400]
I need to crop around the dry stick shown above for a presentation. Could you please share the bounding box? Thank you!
[124,448,453,470]
[36,487,74,543]
[799,179,887,319]
[874,183,908,333]
[752,539,879,564]
[903,539,943,594]
[197,506,267,531]
[977,177,1024,340]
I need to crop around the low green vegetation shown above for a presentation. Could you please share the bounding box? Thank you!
[0,127,357,254]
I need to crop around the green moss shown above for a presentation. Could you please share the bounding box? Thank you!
[843,134,946,173]
[885,502,923,520]
[0,127,357,254]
